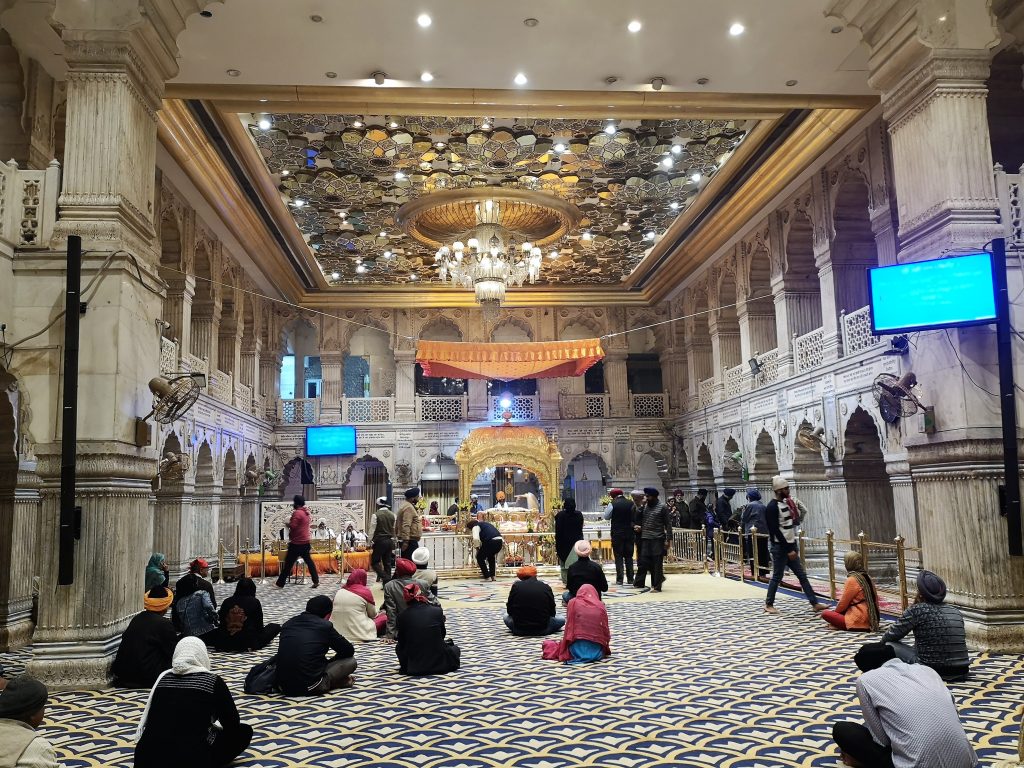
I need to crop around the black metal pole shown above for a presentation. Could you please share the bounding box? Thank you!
[58,235,82,585]
[993,238,1022,556]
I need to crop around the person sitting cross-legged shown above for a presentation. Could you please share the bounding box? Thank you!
[134,637,253,768]
[207,577,281,652]
[821,552,880,633]
[504,565,565,636]
[831,641,977,768]
[382,558,438,642]
[411,546,439,596]
[395,582,461,676]
[275,596,357,696]
[0,675,61,768]
[332,568,387,641]
[112,586,177,688]
[542,584,611,665]
[563,540,608,604]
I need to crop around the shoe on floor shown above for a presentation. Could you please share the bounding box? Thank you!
[615,580,624,586]
[636,587,651,594]
[310,583,320,589]
[764,605,780,615]
[811,603,827,613]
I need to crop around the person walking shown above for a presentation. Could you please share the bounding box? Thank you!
[468,519,503,581]
[602,488,636,585]
[368,495,396,583]
[396,487,423,561]
[740,487,770,580]
[632,488,672,593]
[764,475,826,615]
[554,497,584,584]
[275,495,319,590]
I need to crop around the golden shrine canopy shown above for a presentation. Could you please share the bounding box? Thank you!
[416,338,604,381]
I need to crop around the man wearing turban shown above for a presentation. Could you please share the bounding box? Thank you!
[112,586,178,689]
[504,566,565,636]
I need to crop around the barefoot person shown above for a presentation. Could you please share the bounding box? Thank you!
[763,476,826,615]
[275,495,319,590]
[821,552,880,632]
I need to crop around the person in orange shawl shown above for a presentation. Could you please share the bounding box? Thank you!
[821,551,880,632]
[541,584,610,665]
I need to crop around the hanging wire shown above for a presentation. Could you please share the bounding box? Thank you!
[601,292,776,340]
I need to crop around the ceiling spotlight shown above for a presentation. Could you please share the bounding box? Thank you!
[696,76,710,85]
[785,79,798,87]
[830,25,843,33]
[259,98,268,103]
[553,142,567,152]
[691,172,701,182]
[257,118,271,130]
[379,231,388,237]
[410,274,419,281]
[650,76,665,91]
[280,169,289,176]
[581,231,593,241]
[199,9,212,17]
[435,141,446,149]
[669,201,680,210]
[310,14,323,22]
[671,144,682,154]
[420,71,434,82]
[514,72,528,86]
[394,171,406,180]
[627,20,642,33]
[389,121,399,129]
[352,120,364,128]
[417,13,432,27]
[660,157,674,169]
[645,231,656,240]
[481,121,491,130]
[331,271,340,279]
[293,198,305,207]
[372,71,387,86]
[605,76,619,85]
[325,71,337,79]
[604,123,617,135]
[384,250,393,258]
[523,17,539,27]
[548,250,558,259]
[356,264,367,273]
[729,22,745,36]
[226,69,241,77]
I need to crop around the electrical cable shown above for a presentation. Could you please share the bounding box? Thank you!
[601,291,776,339]
[943,328,1001,397]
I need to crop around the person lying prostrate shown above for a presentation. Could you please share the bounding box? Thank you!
[542,584,611,665]
[332,568,386,641]
[134,637,253,768]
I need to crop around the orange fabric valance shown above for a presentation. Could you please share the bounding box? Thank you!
[417,338,605,380]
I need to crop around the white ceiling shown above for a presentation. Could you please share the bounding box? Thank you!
[172,0,872,95]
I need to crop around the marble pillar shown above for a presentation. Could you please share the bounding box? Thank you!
[467,379,489,421]
[319,352,343,423]
[190,300,219,368]
[394,349,416,420]
[603,351,630,417]
[659,349,687,414]
[161,274,194,358]
[152,482,196,575]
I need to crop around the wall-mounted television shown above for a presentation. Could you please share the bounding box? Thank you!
[306,425,357,457]
[868,252,998,335]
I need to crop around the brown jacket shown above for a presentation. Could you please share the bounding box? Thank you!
[0,718,58,768]
[396,500,422,542]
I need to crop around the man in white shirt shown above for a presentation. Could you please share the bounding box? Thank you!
[832,642,977,768]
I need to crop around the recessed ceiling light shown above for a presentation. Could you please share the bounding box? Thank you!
[553,142,567,152]
[420,71,434,82]
[293,198,305,207]
[604,124,617,135]
[226,69,241,77]
[548,250,558,259]
[660,157,674,169]
[729,22,745,36]
[581,231,592,241]
[384,250,393,258]
[389,121,399,128]
[259,98,268,103]
[410,274,419,281]
[379,231,388,237]
[481,121,491,130]
[310,14,323,22]
[523,17,539,27]
[514,72,528,86]
[938,15,947,21]
[331,271,340,279]
[280,169,289,176]
[372,71,387,86]
[352,120,363,128]
[785,79,798,87]
[670,201,680,210]
[691,172,701,182]
[394,171,406,180]
[356,264,367,273]
[435,141,446,149]
[417,13,432,27]
[830,25,843,33]
[627,20,642,33]
[325,71,337,79]
[257,118,271,130]
[671,144,682,154]
[199,9,213,17]
[339,211,346,217]
[645,231,656,240]
[696,77,710,85]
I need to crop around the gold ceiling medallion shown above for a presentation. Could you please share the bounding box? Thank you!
[395,188,581,249]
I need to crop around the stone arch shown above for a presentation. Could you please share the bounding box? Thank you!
[783,210,822,336]
[244,452,258,487]
[281,455,314,500]
[195,440,215,487]
[490,315,533,342]
[418,315,463,341]
[793,419,827,478]
[745,245,777,353]
[345,324,396,398]
[751,428,779,484]
[341,454,391,516]
[220,447,240,545]
[562,449,610,482]
[696,443,715,489]
[192,440,218,559]
[635,449,670,494]
[842,407,896,541]
[559,318,602,341]
[715,268,741,369]
[830,174,877,319]
[722,435,745,488]
[159,211,183,271]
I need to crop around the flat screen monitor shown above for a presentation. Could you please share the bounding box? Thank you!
[306,425,357,457]
[868,252,997,335]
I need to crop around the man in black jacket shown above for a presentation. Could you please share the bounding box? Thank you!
[633,487,672,592]
[687,489,708,529]
[468,519,503,581]
[603,488,636,585]
[563,540,609,602]
[112,586,177,688]
[503,565,564,635]
[276,595,357,695]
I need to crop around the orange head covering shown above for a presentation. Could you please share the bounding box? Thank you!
[144,586,173,613]
[517,565,537,580]
[496,491,506,502]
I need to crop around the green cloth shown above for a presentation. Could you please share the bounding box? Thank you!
[145,554,166,591]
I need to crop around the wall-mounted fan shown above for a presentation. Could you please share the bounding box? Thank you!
[872,372,924,424]
[135,373,206,446]
[797,425,833,455]
[157,450,191,483]
[722,450,749,481]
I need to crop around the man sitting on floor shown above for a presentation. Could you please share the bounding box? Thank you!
[275,595,357,696]
[382,558,437,642]
[0,675,60,768]
[563,540,608,604]
[411,547,439,596]
[504,565,565,636]
[882,570,971,682]
[832,642,976,768]
[111,586,177,688]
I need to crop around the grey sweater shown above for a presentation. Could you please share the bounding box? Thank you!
[882,601,970,676]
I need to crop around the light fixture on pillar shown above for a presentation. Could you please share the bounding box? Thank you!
[748,357,763,377]
[499,391,514,424]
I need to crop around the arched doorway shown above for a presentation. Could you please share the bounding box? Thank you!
[563,451,609,513]
[784,211,823,336]
[722,436,745,488]
[220,447,240,549]
[792,419,832,538]
[746,247,778,357]
[193,440,217,561]
[831,178,878,322]
[635,452,667,499]
[751,429,779,487]
[281,455,314,500]
[842,408,896,541]
[420,454,459,514]
[696,443,715,490]
[342,455,390,520]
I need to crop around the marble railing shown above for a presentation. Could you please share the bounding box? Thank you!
[179,352,209,376]
[415,395,466,422]
[490,395,538,421]
[698,377,715,408]
[841,306,885,356]
[995,162,1023,246]
[631,392,667,418]
[0,159,59,248]
[793,327,825,373]
[280,398,319,424]
[343,396,394,423]
[207,370,233,405]
[724,363,746,399]
[159,337,178,376]
[560,393,608,419]
[753,348,780,387]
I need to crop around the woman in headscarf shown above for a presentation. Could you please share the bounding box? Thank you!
[207,577,281,652]
[145,553,169,591]
[395,582,460,676]
[134,637,253,768]
[112,586,176,688]
[554,497,584,585]
[332,568,386,641]
[821,551,880,632]
[541,584,611,665]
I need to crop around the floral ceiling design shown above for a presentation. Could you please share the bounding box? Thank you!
[246,113,754,286]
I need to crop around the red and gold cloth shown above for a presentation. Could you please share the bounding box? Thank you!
[417,338,604,381]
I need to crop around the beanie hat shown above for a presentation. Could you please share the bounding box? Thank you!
[917,570,947,603]
[0,675,48,719]
[305,595,333,618]
[411,547,430,566]
[404,487,420,500]
[854,641,896,672]
[643,487,659,497]
[771,475,789,491]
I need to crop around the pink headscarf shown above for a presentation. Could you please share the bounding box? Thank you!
[546,584,611,662]
[403,582,430,604]
[342,568,374,605]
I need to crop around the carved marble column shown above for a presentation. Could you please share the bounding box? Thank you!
[467,379,489,421]
[5,463,41,650]
[239,337,261,409]
[259,347,283,421]
[25,7,185,686]
[394,348,416,420]
[603,351,630,417]
[190,298,220,368]
[319,352,343,423]
[659,348,687,414]
[811,171,842,361]
[218,314,241,377]
[161,274,194,358]
[152,481,196,576]
[537,378,561,420]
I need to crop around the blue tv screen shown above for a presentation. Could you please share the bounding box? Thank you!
[868,252,997,335]
[306,425,357,457]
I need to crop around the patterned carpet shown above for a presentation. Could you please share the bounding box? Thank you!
[2,576,1022,767]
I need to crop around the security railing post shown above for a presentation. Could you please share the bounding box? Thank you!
[751,526,760,581]
[826,530,836,600]
[895,535,908,611]
[858,530,869,574]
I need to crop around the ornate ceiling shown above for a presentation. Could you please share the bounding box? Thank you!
[245,113,754,286]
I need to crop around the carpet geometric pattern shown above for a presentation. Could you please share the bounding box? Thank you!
[2,579,1022,767]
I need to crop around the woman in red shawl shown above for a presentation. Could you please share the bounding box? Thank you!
[542,584,611,664]
[331,568,385,641]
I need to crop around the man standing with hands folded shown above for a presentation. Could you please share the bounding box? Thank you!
[632,487,671,593]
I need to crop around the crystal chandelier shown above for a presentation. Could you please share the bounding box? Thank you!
[434,199,543,321]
